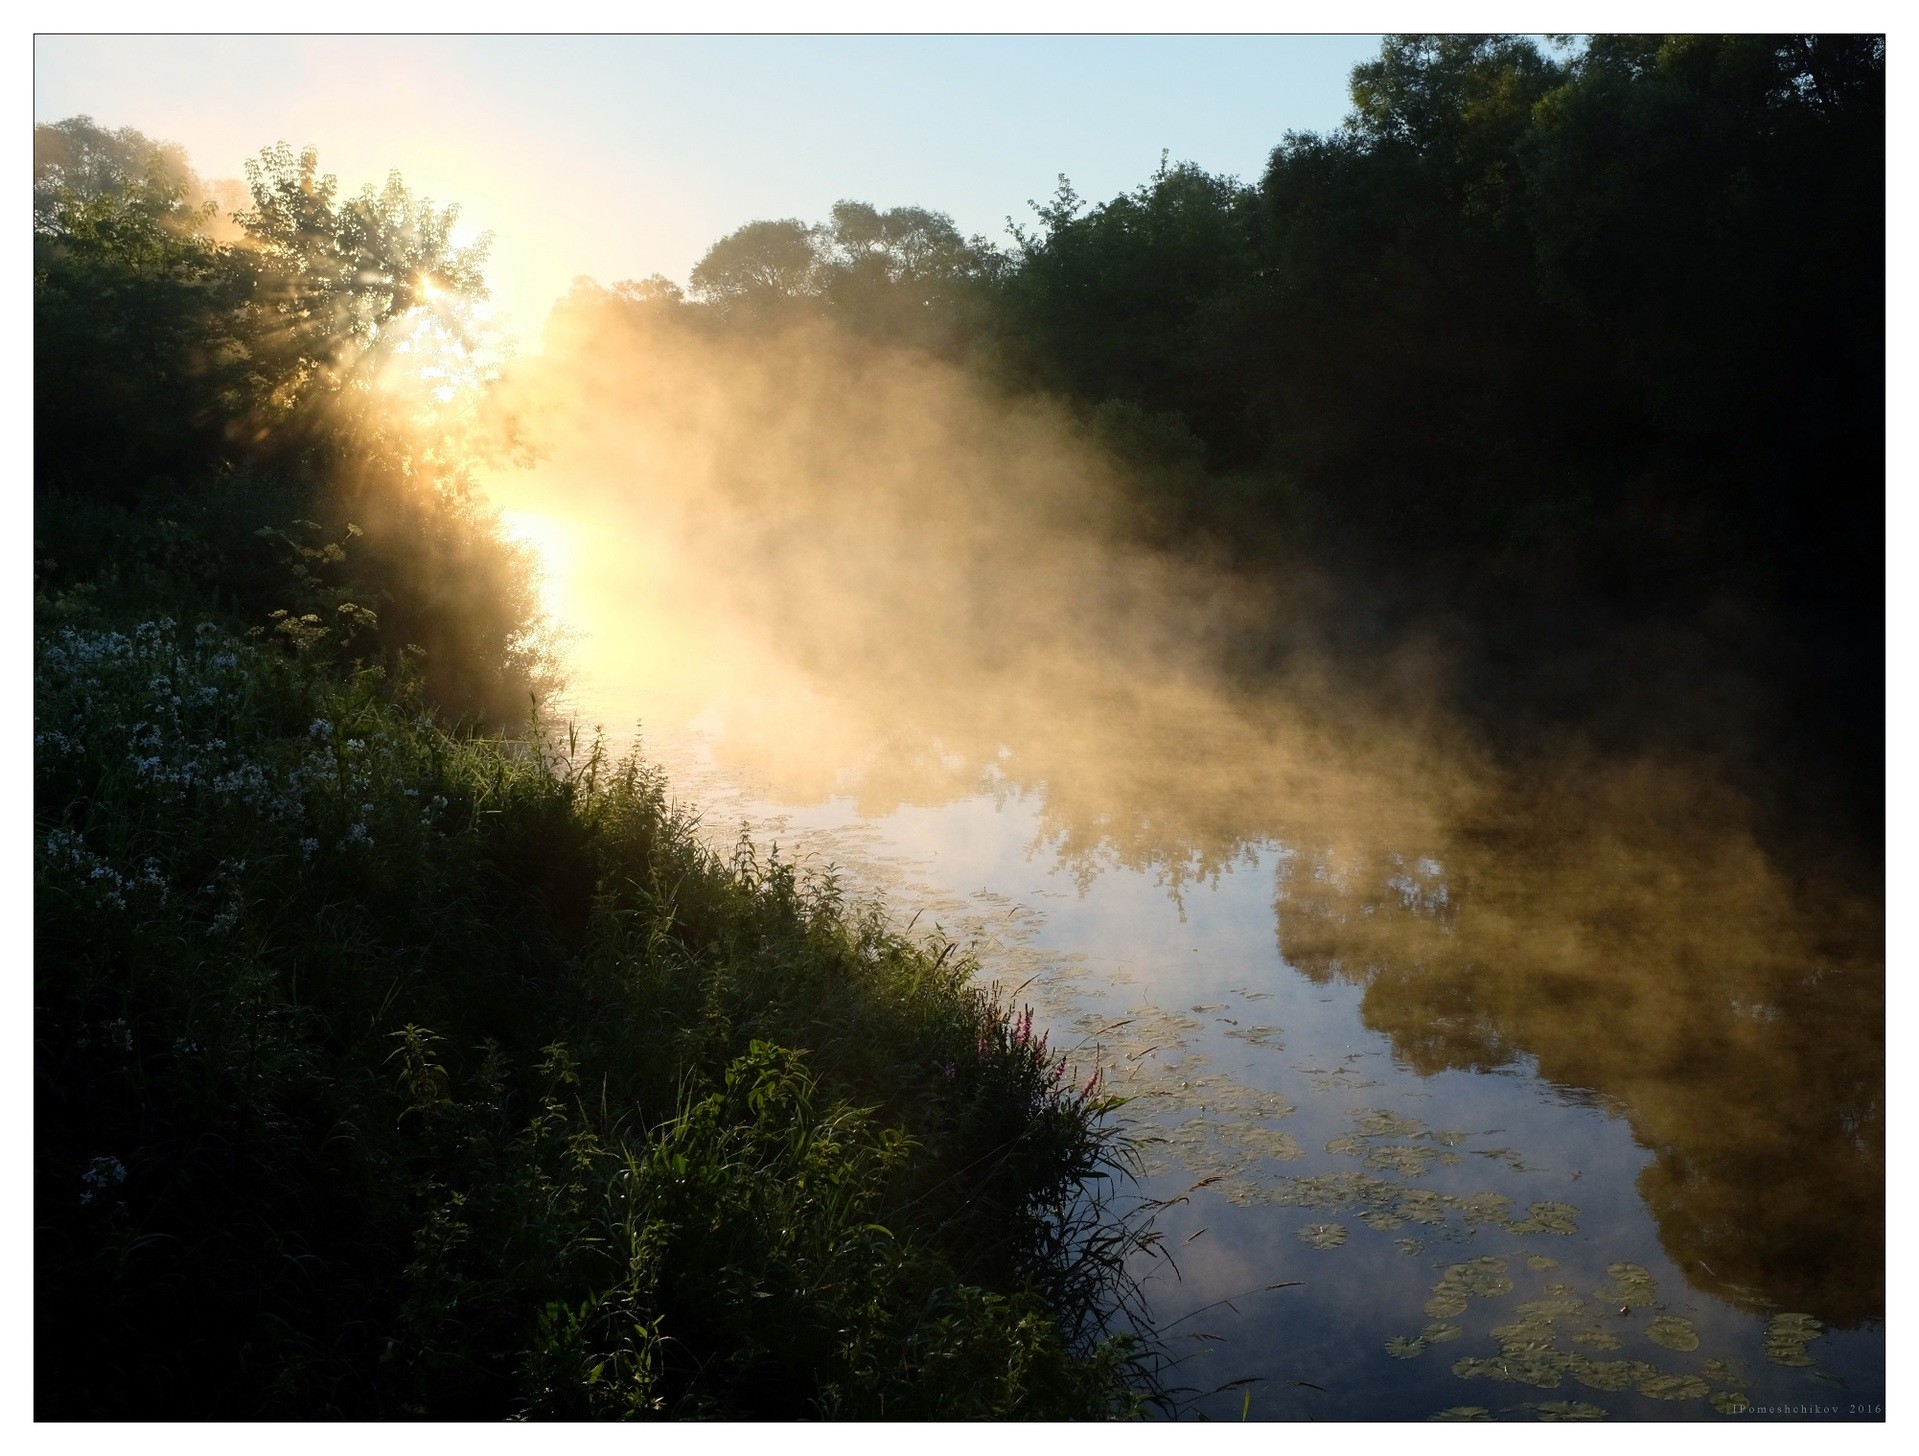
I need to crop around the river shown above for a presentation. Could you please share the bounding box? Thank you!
[524,642,1885,1423]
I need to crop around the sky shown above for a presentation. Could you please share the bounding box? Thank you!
[33,34,1383,343]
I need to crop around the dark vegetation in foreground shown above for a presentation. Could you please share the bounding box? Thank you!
[33,121,1152,1418]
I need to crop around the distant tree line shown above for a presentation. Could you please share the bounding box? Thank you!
[569,33,1882,844]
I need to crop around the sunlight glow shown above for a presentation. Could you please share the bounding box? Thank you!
[499,508,579,627]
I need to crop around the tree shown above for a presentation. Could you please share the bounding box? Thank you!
[688,218,823,313]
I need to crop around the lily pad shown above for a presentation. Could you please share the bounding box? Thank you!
[1365,1143,1440,1176]
[1383,1320,1461,1362]
[1396,1237,1423,1256]
[1565,1356,1639,1392]
[1351,1107,1426,1139]
[1637,1371,1710,1401]
[1645,1315,1700,1353]
[1444,1257,1515,1298]
[1456,1350,1562,1389]
[1214,1122,1305,1160]
[1527,1256,1560,1272]
[1425,1290,1471,1319]
[1517,1201,1579,1236]
[1710,1391,1751,1415]
[1763,1312,1823,1369]
[1359,1209,1404,1232]
[1397,1189,1453,1226]
[1297,1222,1349,1250]
[1531,1400,1606,1421]
[1431,1406,1492,1421]
[1274,1171,1397,1210]
[1700,1357,1749,1389]
[1425,1257,1511,1318]
[1460,1191,1515,1225]
[1595,1262,1658,1308]
[1451,1357,1507,1382]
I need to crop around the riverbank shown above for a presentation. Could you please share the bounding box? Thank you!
[33,611,1156,1418]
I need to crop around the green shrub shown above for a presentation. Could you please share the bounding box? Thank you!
[34,617,1155,1418]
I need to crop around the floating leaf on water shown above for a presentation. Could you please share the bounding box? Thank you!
[1461,1191,1516,1225]
[1431,1406,1492,1421]
[1637,1372,1710,1401]
[1700,1358,1749,1388]
[1522,1201,1579,1236]
[1352,1107,1426,1139]
[1452,1357,1507,1382]
[1190,1003,1227,1012]
[1515,1297,1582,1320]
[1436,1151,1465,1165]
[1210,1083,1298,1121]
[1325,1135,1367,1157]
[1426,1256,1512,1317]
[1710,1391,1751,1416]
[1386,1336,1426,1359]
[1396,1237,1423,1256]
[1444,1257,1515,1298]
[1545,1282,1578,1296]
[1429,1130,1472,1147]
[1645,1315,1700,1353]
[1763,1312,1823,1368]
[1359,1209,1404,1231]
[1767,1313,1823,1339]
[1365,1143,1440,1176]
[1425,1290,1471,1319]
[1214,1122,1305,1161]
[1274,1171,1398,1210]
[1421,1322,1464,1345]
[1297,1222,1349,1250]
[1218,1175,1270,1207]
[1596,1262,1658,1307]
[1466,1351,1563,1389]
[1530,1400,1607,1421]
[1528,1256,1560,1271]
[1565,1356,1638,1392]
[1398,1189,1454,1226]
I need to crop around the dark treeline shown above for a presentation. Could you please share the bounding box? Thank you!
[575,33,1884,857]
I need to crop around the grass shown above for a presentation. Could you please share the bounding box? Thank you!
[34,613,1160,1419]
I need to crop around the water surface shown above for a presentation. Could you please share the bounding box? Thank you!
[547,661,1884,1423]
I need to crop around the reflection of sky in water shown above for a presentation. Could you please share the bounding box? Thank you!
[637,726,1884,1422]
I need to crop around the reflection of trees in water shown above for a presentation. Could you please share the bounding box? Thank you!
[693,664,1883,1329]
[1273,770,1883,1327]
[601,558,1881,1331]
